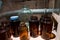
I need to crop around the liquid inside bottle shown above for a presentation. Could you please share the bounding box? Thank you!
[29,16,39,38]
[20,22,29,40]
[40,15,53,39]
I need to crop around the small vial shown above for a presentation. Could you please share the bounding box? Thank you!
[20,22,29,40]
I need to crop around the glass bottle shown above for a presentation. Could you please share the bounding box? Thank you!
[40,15,53,39]
[1,18,11,39]
[10,16,20,37]
[20,22,28,40]
[29,16,39,38]
[0,21,9,40]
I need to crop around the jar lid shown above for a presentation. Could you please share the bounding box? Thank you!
[10,16,19,21]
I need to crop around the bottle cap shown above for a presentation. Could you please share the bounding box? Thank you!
[10,16,19,21]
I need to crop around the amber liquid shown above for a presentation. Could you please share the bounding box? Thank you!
[40,16,53,39]
[20,22,28,40]
[41,24,52,39]
[29,16,39,38]
[29,20,39,38]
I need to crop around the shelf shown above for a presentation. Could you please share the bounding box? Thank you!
[0,9,59,17]
[11,30,56,40]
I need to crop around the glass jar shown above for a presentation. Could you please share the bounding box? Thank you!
[10,16,20,37]
[40,15,53,39]
[0,20,9,40]
[20,22,28,40]
[29,16,39,38]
